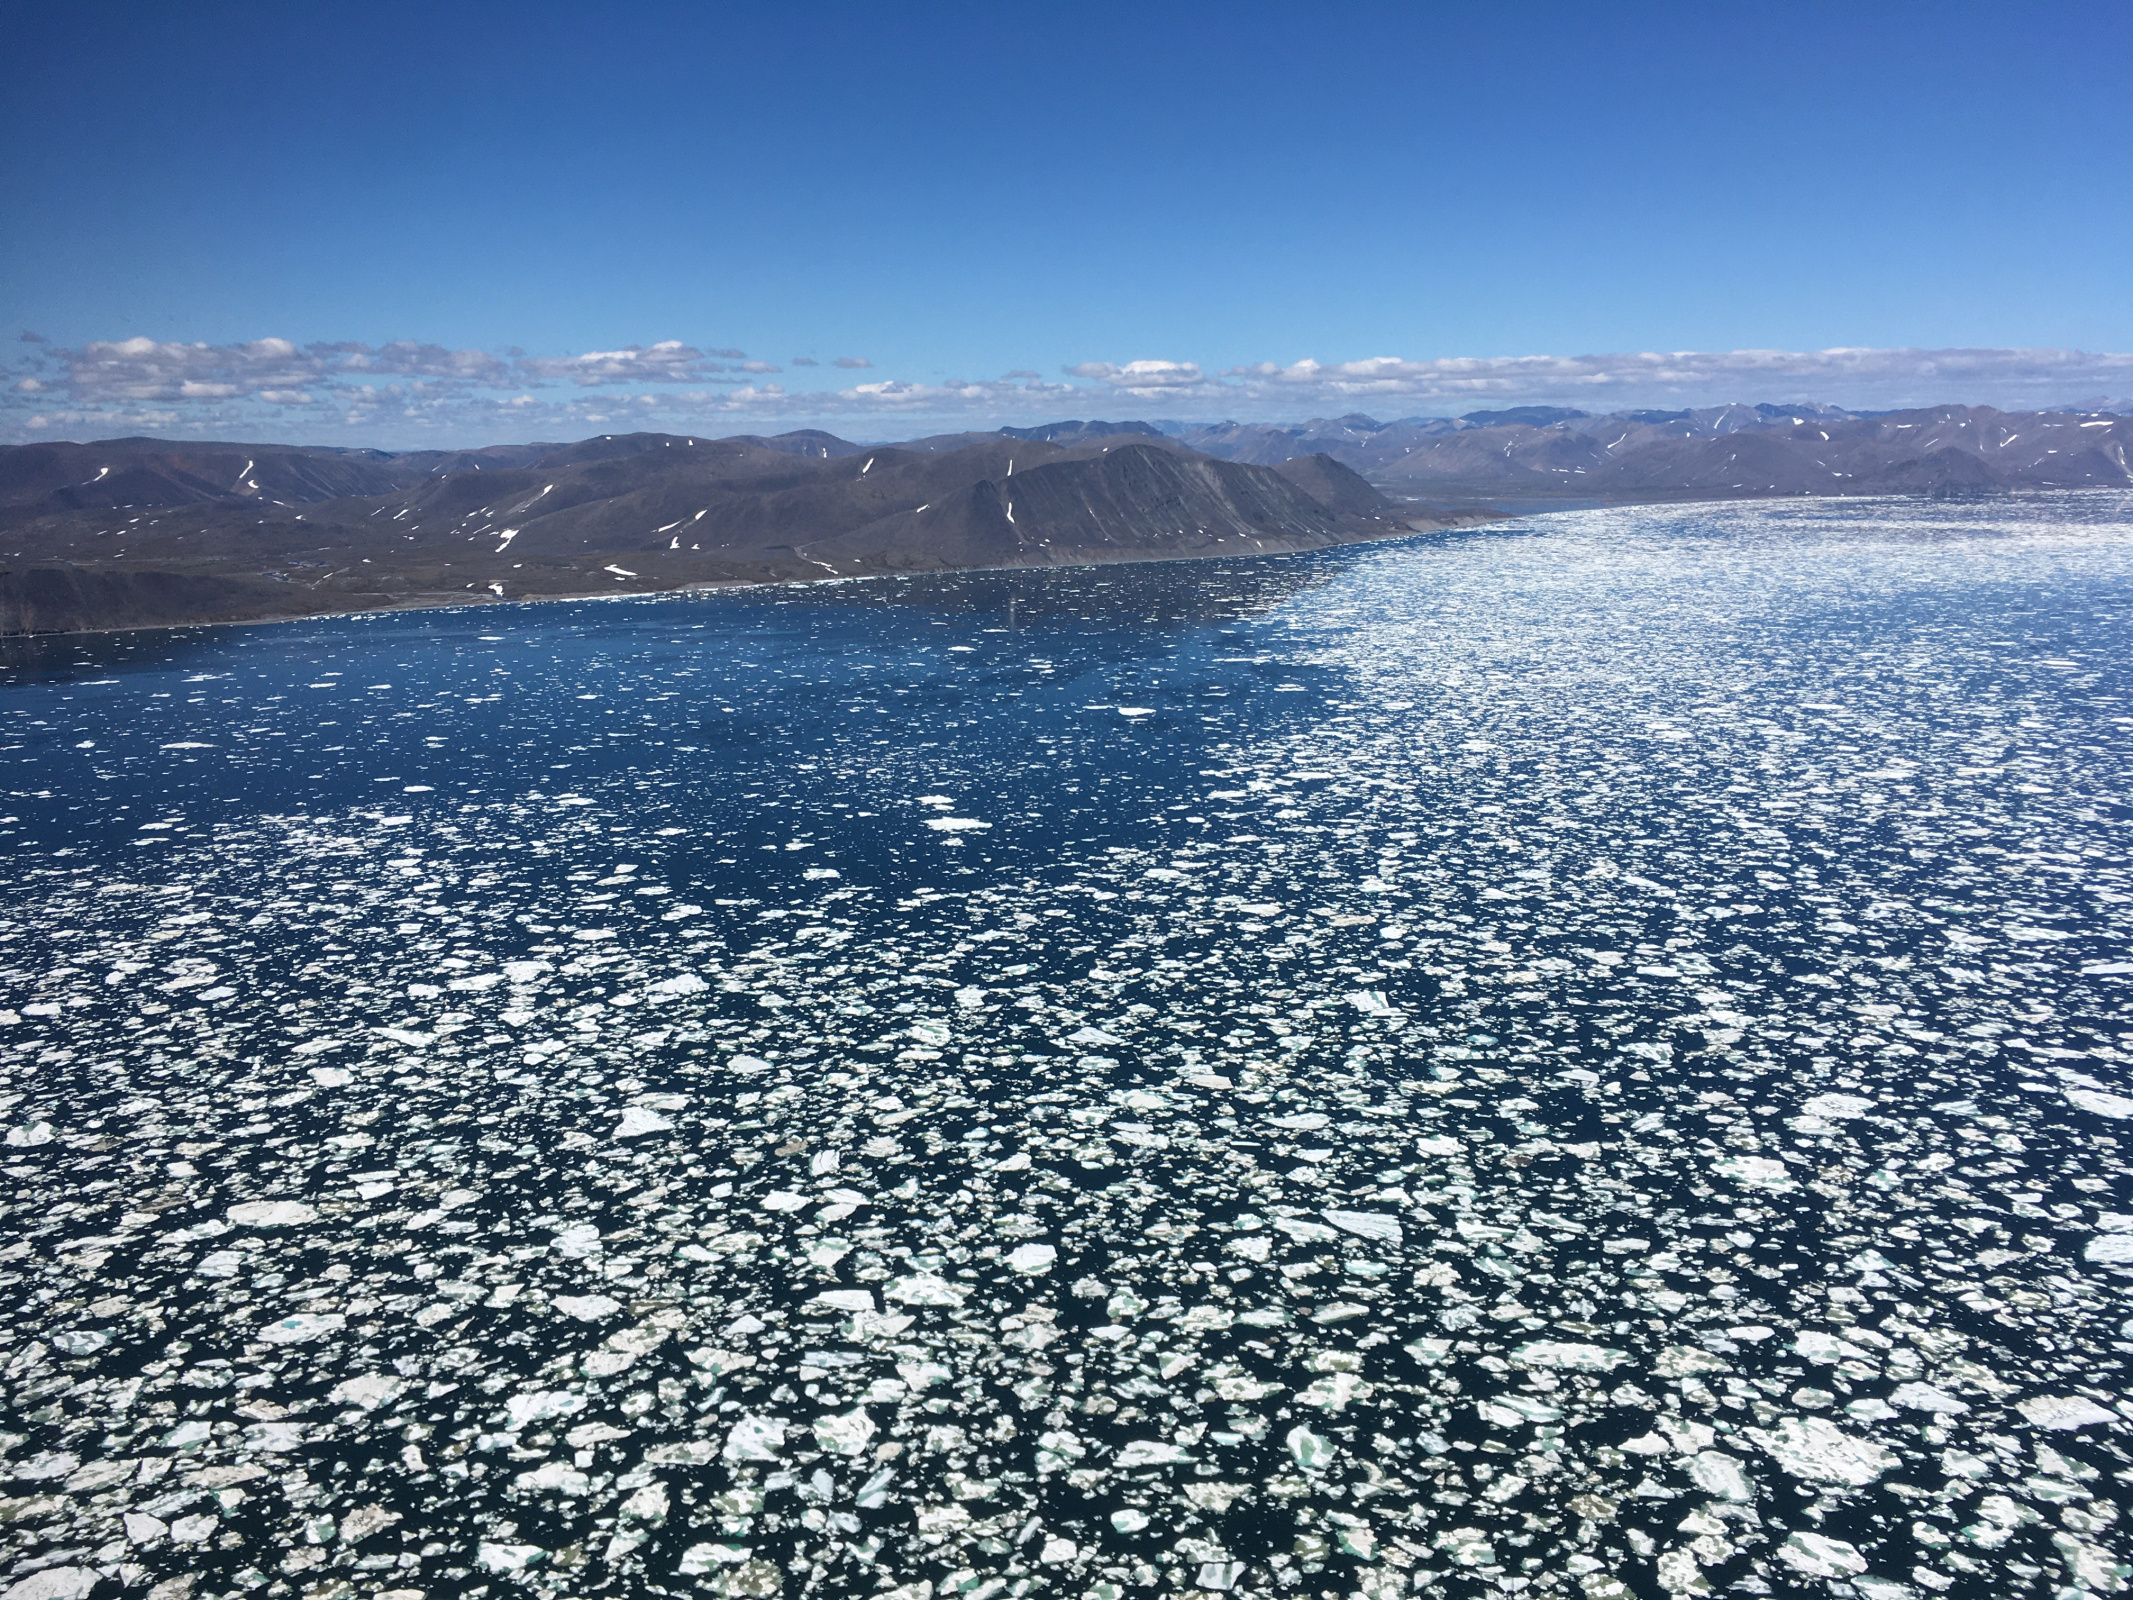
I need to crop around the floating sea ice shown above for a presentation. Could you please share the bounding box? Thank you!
[647,973,708,997]
[552,1294,624,1321]
[1034,1430,1085,1473]
[1435,1528,1493,1567]
[510,1463,588,1500]
[724,1416,787,1462]
[1513,1341,1628,1372]
[504,1391,586,1430]
[1888,1382,1970,1415]
[814,1409,876,1456]
[228,1200,317,1227]
[1344,989,1398,1016]
[613,1105,674,1138]
[1068,1025,1126,1046]
[2065,1088,2133,1119]
[477,1543,545,1574]
[1746,1415,1897,1486]
[886,1273,967,1306]
[553,1223,602,1257]
[3,1570,101,1600]
[1267,1113,1330,1132]
[1777,1532,1867,1579]
[1286,1425,1335,1471]
[1800,1093,1874,1119]
[1686,1451,1754,1502]
[1115,1440,1194,1468]
[1712,1155,1795,1192]
[2016,1396,2120,1431]
[329,1373,406,1410]
[257,1313,343,1345]
[806,1289,875,1314]
[1322,1209,1403,1246]
[1007,1243,1057,1274]
[760,1191,811,1212]
[2085,1234,2133,1264]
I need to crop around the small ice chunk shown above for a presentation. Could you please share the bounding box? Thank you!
[2017,1396,2119,1431]
[886,1273,968,1307]
[1889,1382,1970,1415]
[2085,1235,2133,1264]
[724,1415,787,1462]
[1776,1532,1867,1579]
[477,1543,545,1574]
[1712,1154,1795,1191]
[329,1373,407,1410]
[257,1313,344,1345]
[2066,1089,2133,1119]
[1686,1451,1754,1502]
[614,1106,674,1139]
[1747,1415,1897,1485]
[1035,1430,1086,1473]
[1800,1093,1874,1120]
[1007,1242,1058,1274]
[506,1391,587,1430]
[1115,1440,1194,1468]
[814,1409,876,1456]
[761,1191,811,1212]
[807,1289,876,1314]
[1267,1113,1330,1132]
[1514,1341,1627,1372]
[1322,1209,1403,1246]
[1068,1025,1127,1046]
[1286,1425,1335,1471]
[553,1294,624,1321]
[2,1570,100,1600]
[228,1201,317,1227]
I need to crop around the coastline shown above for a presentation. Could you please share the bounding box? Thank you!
[0,507,1509,642]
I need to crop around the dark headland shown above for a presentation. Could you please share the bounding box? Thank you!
[1,401,2127,636]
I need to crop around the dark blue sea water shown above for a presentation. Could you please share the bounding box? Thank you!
[2,493,2129,1600]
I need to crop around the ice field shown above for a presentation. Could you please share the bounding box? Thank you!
[2,492,2130,1600]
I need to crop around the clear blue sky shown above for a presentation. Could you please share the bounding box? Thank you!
[4,0,2130,444]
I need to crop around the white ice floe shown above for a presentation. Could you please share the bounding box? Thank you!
[1746,1415,1897,1486]
[228,1200,317,1227]
[551,1294,624,1321]
[2016,1395,2120,1430]
[257,1312,344,1345]
[1006,1242,1058,1274]
[1777,1532,1867,1578]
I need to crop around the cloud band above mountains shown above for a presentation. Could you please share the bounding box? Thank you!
[6,336,2128,447]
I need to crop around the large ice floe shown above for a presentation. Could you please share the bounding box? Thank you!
[1,492,2131,1600]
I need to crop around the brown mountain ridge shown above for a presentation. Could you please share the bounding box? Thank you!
[0,428,1456,635]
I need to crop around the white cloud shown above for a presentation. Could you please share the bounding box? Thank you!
[8,338,2129,449]
[833,356,872,369]
[1212,347,2133,410]
[517,341,746,386]
[1066,359,1206,392]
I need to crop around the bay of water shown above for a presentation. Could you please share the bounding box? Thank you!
[3,493,2130,1600]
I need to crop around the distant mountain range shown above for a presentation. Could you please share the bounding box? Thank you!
[0,431,1456,635]
[1156,401,2133,503]
[2,400,2127,635]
